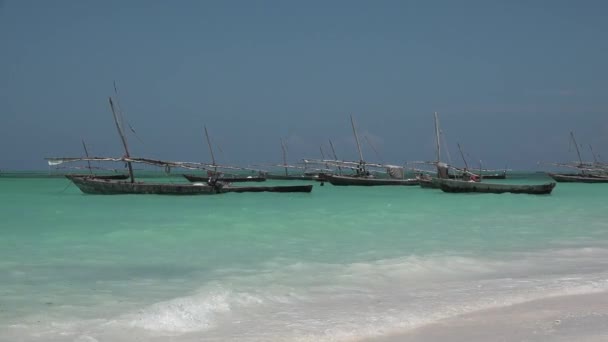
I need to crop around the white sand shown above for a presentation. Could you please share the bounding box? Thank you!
[366,291,608,342]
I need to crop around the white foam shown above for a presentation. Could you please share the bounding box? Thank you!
[5,247,608,341]
[122,284,263,333]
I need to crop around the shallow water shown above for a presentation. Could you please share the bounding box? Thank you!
[1,173,607,341]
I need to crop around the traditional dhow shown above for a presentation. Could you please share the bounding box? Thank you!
[69,176,222,195]
[183,173,266,183]
[547,173,608,183]
[65,173,130,181]
[326,174,419,186]
[437,178,556,195]
[69,176,313,194]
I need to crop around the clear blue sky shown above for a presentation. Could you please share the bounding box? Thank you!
[1,0,607,170]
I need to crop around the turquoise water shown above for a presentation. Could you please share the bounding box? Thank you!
[1,174,608,341]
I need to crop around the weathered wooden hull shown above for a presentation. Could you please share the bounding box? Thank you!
[265,174,316,181]
[438,179,556,194]
[547,173,608,183]
[183,174,266,183]
[70,177,221,195]
[418,177,440,189]
[66,174,130,180]
[481,173,507,180]
[223,184,313,193]
[447,172,506,180]
[326,175,419,186]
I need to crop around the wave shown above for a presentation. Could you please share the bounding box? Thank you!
[4,246,608,341]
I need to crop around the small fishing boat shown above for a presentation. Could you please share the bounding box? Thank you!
[547,173,608,183]
[183,174,266,183]
[542,132,608,183]
[223,184,313,193]
[70,176,222,195]
[70,176,312,194]
[326,174,419,186]
[437,178,556,195]
[66,173,130,180]
[264,173,316,181]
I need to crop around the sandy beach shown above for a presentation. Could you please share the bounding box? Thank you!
[368,291,608,342]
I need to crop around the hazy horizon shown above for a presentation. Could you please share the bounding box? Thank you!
[1,1,607,171]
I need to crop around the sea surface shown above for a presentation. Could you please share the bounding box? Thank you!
[1,172,607,341]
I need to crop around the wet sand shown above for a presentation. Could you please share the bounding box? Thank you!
[367,291,608,342]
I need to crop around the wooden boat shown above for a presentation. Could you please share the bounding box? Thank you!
[70,175,312,194]
[184,126,268,183]
[183,174,266,183]
[547,173,608,183]
[223,184,313,193]
[480,171,507,179]
[326,174,419,186]
[542,132,608,183]
[437,178,556,194]
[264,173,316,181]
[70,176,222,195]
[417,174,439,189]
[322,116,417,186]
[66,173,130,180]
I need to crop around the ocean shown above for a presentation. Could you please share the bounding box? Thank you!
[1,173,607,341]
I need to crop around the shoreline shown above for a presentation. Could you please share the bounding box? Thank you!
[366,291,608,342]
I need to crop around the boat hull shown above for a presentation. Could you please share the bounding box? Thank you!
[438,179,556,194]
[183,174,266,183]
[418,177,440,189]
[547,173,608,183]
[265,174,316,181]
[224,185,313,193]
[326,175,419,186]
[66,174,130,180]
[70,177,221,195]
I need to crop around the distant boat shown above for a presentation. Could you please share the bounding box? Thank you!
[547,173,608,183]
[70,176,312,194]
[259,138,321,180]
[420,112,554,194]
[66,173,130,181]
[183,173,266,183]
[323,115,418,186]
[437,178,556,195]
[326,174,418,186]
[264,173,316,181]
[542,132,608,183]
[182,125,267,183]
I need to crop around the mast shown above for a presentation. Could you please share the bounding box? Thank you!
[434,112,441,164]
[589,144,599,163]
[365,135,383,163]
[109,97,135,183]
[280,138,288,176]
[81,139,93,175]
[329,139,342,175]
[457,143,469,169]
[350,115,364,163]
[570,131,583,166]
[204,125,217,173]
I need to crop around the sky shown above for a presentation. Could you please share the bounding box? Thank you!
[1,0,607,170]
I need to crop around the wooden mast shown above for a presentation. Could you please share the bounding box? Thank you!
[457,143,469,169]
[589,144,599,163]
[350,115,364,163]
[570,131,583,166]
[81,139,93,175]
[329,139,342,175]
[204,125,217,173]
[109,97,135,183]
[434,112,441,164]
[280,138,288,176]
